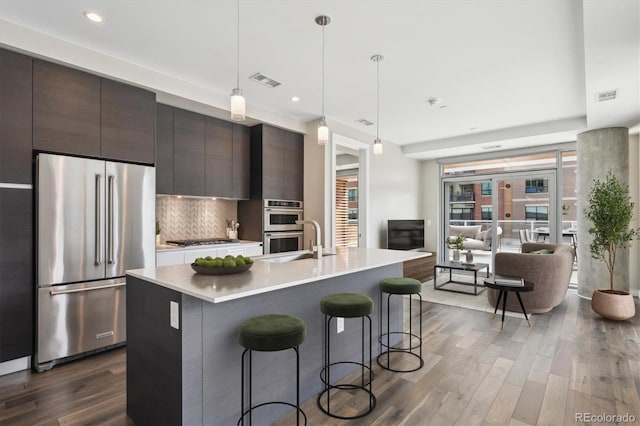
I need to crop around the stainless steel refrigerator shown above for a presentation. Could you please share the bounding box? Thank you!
[35,153,155,371]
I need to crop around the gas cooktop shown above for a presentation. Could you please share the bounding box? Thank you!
[165,238,240,247]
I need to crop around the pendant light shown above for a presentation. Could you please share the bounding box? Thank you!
[316,15,331,145]
[371,54,384,155]
[230,0,245,121]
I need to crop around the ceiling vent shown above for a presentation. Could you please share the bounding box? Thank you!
[249,72,282,88]
[595,89,617,102]
[355,118,374,126]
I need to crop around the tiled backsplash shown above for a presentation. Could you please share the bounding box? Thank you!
[156,196,237,242]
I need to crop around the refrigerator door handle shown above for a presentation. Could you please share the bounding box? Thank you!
[50,282,126,295]
[95,173,103,265]
[107,175,115,264]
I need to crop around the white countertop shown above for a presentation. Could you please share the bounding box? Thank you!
[156,240,262,252]
[128,247,431,303]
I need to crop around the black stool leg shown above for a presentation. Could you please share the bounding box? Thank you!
[294,346,300,426]
[515,292,531,327]
[501,291,508,330]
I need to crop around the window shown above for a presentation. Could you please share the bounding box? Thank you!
[525,178,548,193]
[348,209,358,221]
[348,188,357,201]
[450,184,474,202]
[450,206,473,220]
[481,207,492,220]
[481,182,492,195]
[525,206,548,220]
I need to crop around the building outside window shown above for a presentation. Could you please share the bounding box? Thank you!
[348,188,357,201]
[451,205,473,221]
[525,205,548,220]
[525,178,548,193]
[348,208,358,221]
[481,182,492,195]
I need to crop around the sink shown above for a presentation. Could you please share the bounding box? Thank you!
[259,251,335,263]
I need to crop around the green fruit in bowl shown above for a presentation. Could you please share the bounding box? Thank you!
[235,258,246,266]
[223,259,237,268]
[203,259,216,267]
[244,257,253,264]
[195,257,203,264]
[224,255,235,260]
[205,256,214,261]
[214,257,224,263]
[212,259,223,268]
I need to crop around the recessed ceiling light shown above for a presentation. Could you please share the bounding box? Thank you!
[290,96,300,102]
[83,11,103,23]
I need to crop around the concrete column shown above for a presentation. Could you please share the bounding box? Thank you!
[577,127,629,298]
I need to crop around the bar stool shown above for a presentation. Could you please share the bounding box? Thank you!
[377,277,424,372]
[318,293,376,419]
[237,314,307,426]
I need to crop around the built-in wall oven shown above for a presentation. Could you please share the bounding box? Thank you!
[264,199,303,231]
[263,199,304,254]
[264,231,305,254]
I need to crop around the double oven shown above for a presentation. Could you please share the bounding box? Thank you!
[263,199,304,254]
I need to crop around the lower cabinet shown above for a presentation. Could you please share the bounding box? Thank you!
[156,243,264,267]
[0,188,33,362]
[403,250,436,282]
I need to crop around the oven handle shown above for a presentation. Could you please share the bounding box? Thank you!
[50,282,126,295]
[265,231,304,238]
[264,208,304,214]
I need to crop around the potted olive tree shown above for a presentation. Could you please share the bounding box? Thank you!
[585,171,639,320]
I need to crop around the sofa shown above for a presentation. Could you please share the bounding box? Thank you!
[449,224,501,251]
[487,242,574,314]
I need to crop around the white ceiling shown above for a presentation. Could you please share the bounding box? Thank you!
[0,0,638,160]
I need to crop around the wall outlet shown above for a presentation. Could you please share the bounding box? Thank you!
[337,317,344,333]
[170,301,180,329]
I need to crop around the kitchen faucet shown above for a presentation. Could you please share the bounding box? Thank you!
[295,219,322,259]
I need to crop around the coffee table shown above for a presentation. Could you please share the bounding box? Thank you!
[433,261,489,295]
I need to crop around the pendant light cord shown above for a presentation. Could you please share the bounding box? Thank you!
[236,0,240,89]
[376,59,380,140]
[321,23,325,118]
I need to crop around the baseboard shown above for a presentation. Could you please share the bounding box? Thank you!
[0,356,30,376]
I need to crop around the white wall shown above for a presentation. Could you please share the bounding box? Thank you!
[421,160,440,252]
[369,142,422,249]
[630,134,639,295]
[307,120,421,249]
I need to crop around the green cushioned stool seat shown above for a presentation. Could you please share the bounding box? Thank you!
[320,293,374,318]
[238,314,306,352]
[379,277,422,295]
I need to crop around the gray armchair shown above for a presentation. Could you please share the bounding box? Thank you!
[488,242,574,314]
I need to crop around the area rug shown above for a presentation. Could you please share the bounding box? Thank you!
[420,274,527,318]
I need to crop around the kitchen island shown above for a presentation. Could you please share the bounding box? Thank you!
[126,247,429,426]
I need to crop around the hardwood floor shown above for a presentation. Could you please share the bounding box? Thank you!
[1,292,638,425]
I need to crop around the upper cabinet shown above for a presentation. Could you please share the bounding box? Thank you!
[232,124,250,199]
[173,108,205,196]
[251,124,304,201]
[0,49,32,184]
[100,79,155,164]
[156,104,174,195]
[156,105,250,198]
[33,60,101,157]
[205,117,233,198]
[33,59,155,164]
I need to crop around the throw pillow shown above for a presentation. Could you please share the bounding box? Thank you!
[478,227,493,241]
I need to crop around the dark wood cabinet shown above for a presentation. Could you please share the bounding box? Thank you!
[34,59,155,164]
[0,49,32,184]
[205,117,233,198]
[100,79,155,164]
[283,130,304,201]
[156,104,174,194]
[0,188,33,362]
[251,124,304,201]
[173,108,205,196]
[33,60,101,157]
[232,124,250,199]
